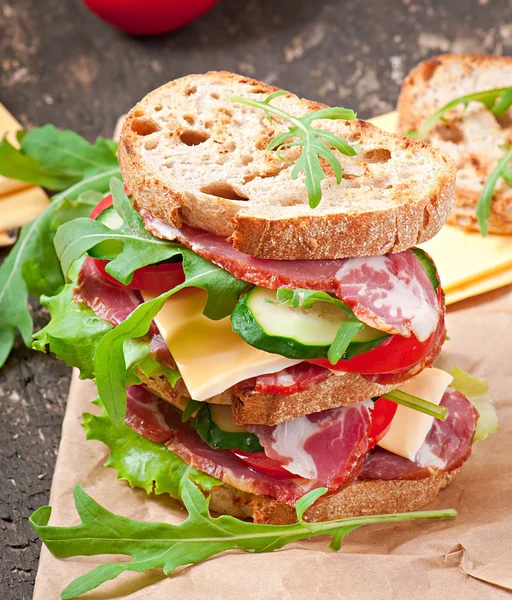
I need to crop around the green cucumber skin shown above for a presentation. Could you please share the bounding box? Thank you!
[231,292,389,361]
[191,405,263,452]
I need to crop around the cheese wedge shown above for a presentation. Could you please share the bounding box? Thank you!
[141,288,301,401]
[377,367,453,461]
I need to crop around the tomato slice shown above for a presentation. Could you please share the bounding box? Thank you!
[367,397,397,449]
[89,193,186,293]
[231,450,295,479]
[309,326,439,375]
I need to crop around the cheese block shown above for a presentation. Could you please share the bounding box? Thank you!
[369,110,512,304]
[141,288,301,401]
[377,367,453,461]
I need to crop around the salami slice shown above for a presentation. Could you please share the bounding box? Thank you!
[142,212,440,341]
[238,363,331,395]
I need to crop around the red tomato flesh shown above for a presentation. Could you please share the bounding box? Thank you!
[231,450,296,479]
[83,0,220,36]
[89,193,186,293]
[309,327,439,375]
[367,398,397,449]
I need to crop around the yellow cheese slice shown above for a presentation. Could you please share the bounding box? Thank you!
[0,103,29,197]
[141,288,301,401]
[377,367,453,461]
[420,225,512,292]
[445,268,512,305]
[0,186,50,230]
[368,111,398,133]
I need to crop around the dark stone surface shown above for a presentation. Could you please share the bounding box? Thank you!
[0,0,510,597]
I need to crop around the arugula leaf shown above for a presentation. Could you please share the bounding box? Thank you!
[0,125,118,189]
[450,366,498,441]
[32,279,179,387]
[476,145,512,236]
[30,478,456,599]
[383,389,448,421]
[55,180,248,315]
[32,282,113,379]
[327,319,365,364]
[83,399,219,497]
[0,170,119,368]
[407,86,512,139]
[226,93,358,208]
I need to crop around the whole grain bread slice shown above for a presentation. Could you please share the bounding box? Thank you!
[138,369,398,426]
[204,469,458,524]
[398,54,512,234]
[119,71,455,260]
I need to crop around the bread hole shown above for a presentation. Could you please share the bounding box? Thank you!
[183,114,195,125]
[185,85,197,96]
[204,120,213,129]
[496,112,512,128]
[251,85,271,94]
[131,117,161,136]
[224,141,236,152]
[154,104,163,112]
[361,148,391,163]
[421,58,441,82]
[435,123,463,144]
[145,139,158,151]
[211,92,220,99]
[342,173,362,180]
[180,130,210,146]
[218,107,233,117]
[239,154,253,166]
[201,183,249,201]
[133,109,144,117]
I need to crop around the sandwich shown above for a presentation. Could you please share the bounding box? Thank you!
[398,53,512,235]
[36,71,498,526]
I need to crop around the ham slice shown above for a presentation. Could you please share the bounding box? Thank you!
[142,212,440,342]
[238,363,331,395]
[124,385,314,504]
[360,388,477,480]
[247,401,373,488]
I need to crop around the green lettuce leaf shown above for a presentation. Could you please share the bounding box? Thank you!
[450,366,499,441]
[83,399,219,497]
[30,475,456,599]
[0,125,118,189]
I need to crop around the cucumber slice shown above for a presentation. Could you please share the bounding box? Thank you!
[231,287,389,360]
[191,403,263,452]
[88,206,124,259]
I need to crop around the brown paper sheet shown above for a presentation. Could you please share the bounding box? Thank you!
[33,286,512,599]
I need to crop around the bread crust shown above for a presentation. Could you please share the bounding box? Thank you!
[139,369,399,426]
[119,71,456,259]
[398,54,512,235]
[207,470,458,524]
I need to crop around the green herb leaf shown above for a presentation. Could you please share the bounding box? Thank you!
[327,319,365,364]
[476,145,512,236]
[226,93,357,208]
[408,87,512,139]
[0,170,119,368]
[0,125,118,189]
[383,389,449,420]
[182,399,203,422]
[83,398,220,498]
[450,366,498,441]
[275,288,350,311]
[30,478,456,599]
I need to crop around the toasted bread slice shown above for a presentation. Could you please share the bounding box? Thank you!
[398,54,512,234]
[203,469,458,524]
[138,369,398,426]
[119,71,455,260]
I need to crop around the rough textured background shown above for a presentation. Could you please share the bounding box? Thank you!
[0,0,511,597]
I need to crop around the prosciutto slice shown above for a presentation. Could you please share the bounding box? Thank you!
[124,385,314,505]
[238,363,331,396]
[360,388,477,480]
[247,402,373,489]
[142,212,440,341]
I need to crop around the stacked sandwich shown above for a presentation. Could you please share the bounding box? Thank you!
[42,72,495,524]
